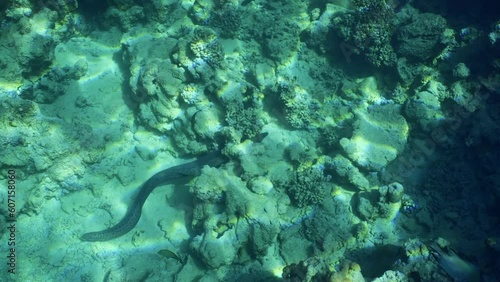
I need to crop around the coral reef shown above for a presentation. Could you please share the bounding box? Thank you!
[190,27,225,68]
[193,106,222,140]
[328,155,370,191]
[211,3,241,38]
[254,1,308,63]
[303,197,355,253]
[395,13,447,62]
[223,88,264,140]
[372,270,407,282]
[404,89,444,132]
[278,82,321,129]
[355,182,405,221]
[333,0,397,67]
[340,104,408,171]
[20,61,88,103]
[1,0,498,281]
[189,166,281,269]
[102,5,145,31]
[283,165,329,208]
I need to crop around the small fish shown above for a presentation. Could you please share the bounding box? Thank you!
[158,249,185,264]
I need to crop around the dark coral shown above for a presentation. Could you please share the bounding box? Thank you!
[285,166,328,208]
[224,96,263,140]
[395,13,447,62]
[212,4,241,38]
[333,0,397,67]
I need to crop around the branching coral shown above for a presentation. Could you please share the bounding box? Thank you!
[284,166,329,208]
[278,82,321,129]
[333,0,397,67]
[212,4,241,38]
[190,27,225,68]
[224,87,264,140]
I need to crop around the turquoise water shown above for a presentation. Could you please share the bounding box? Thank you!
[0,0,499,281]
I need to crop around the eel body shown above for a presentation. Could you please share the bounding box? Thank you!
[80,151,225,242]
[430,242,480,282]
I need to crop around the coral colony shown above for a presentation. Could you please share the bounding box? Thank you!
[0,0,498,281]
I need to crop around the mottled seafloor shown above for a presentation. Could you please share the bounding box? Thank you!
[0,0,499,281]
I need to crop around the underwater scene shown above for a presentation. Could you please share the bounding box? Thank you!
[0,0,499,281]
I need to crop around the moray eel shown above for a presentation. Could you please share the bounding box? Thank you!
[80,151,226,242]
[430,242,480,282]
